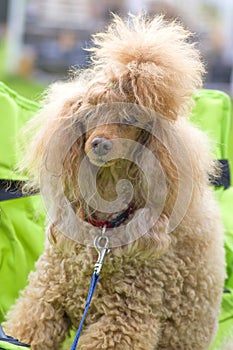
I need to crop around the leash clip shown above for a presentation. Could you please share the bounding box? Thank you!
[94,226,110,275]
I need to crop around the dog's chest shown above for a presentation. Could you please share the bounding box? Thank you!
[60,248,171,323]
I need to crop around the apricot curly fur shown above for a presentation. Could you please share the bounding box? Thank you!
[4,14,227,350]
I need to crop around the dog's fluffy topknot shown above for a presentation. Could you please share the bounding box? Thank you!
[88,14,205,120]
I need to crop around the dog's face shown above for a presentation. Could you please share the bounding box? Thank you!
[59,105,179,224]
[81,115,150,211]
[57,109,175,247]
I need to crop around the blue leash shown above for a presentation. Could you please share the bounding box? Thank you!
[70,229,110,350]
[70,272,100,350]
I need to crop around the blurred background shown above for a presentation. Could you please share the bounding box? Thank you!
[0,0,233,100]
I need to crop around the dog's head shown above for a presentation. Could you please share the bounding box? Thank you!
[21,15,211,248]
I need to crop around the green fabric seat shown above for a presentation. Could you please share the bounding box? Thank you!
[191,89,233,349]
[0,82,45,325]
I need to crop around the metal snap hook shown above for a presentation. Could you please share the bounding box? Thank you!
[94,226,110,275]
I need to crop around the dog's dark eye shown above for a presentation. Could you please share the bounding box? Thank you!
[121,115,137,125]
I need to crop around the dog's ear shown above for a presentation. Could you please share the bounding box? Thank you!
[20,82,85,193]
[90,14,205,120]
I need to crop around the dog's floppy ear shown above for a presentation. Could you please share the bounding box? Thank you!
[90,14,205,120]
[20,81,85,193]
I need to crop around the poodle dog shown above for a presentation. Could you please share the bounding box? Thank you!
[4,15,226,350]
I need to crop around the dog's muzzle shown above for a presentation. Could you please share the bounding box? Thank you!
[91,137,113,156]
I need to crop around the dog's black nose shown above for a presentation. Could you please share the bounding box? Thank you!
[91,137,113,156]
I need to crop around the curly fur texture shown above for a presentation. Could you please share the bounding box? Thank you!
[4,15,226,350]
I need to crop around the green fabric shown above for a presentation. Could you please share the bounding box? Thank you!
[210,189,233,349]
[0,195,45,322]
[191,89,231,160]
[0,82,45,325]
[0,340,28,350]
[218,188,233,289]
[191,90,233,349]
[209,291,233,349]
[228,99,233,180]
[0,82,39,181]
[0,340,29,350]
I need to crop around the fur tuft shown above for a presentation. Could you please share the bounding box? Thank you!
[89,14,205,119]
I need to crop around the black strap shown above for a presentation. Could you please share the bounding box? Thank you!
[0,326,30,347]
[0,180,26,201]
[210,159,231,190]
[0,180,38,202]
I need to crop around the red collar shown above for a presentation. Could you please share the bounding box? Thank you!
[81,205,135,228]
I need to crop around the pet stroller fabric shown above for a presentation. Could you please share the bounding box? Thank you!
[0,83,232,349]
[191,89,233,349]
[0,341,28,350]
[0,82,45,326]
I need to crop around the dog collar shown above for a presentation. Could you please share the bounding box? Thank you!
[81,205,135,228]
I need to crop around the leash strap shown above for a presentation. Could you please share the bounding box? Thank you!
[70,272,100,350]
[70,227,110,350]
